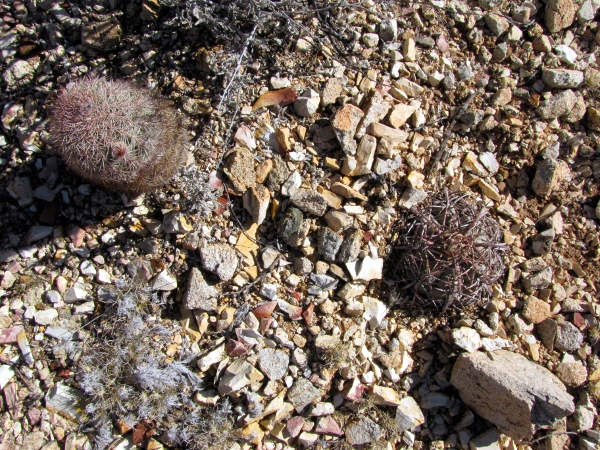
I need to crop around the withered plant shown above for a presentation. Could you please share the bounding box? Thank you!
[387,189,506,312]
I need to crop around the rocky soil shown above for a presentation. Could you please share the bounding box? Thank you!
[1,0,600,449]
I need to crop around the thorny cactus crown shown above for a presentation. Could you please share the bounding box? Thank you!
[49,76,187,196]
[388,189,506,312]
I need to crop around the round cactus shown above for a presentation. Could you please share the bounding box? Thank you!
[49,76,187,195]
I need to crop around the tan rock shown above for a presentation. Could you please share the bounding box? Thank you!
[545,0,577,33]
[522,297,551,324]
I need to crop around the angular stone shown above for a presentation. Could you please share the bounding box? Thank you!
[532,158,567,197]
[522,267,553,292]
[332,104,365,155]
[258,348,289,381]
[330,182,367,201]
[536,89,577,119]
[395,396,425,433]
[341,134,377,176]
[389,101,419,128]
[321,78,343,107]
[279,208,310,247]
[393,78,425,97]
[453,327,482,353]
[545,0,577,33]
[317,227,343,262]
[243,184,270,225]
[324,210,353,232]
[266,155,290,191]
[338,230,362,263]
[450,350,574,440]
[294,88,320,117]
[345,417,382,446]
[542,69,584,89]
[199,244,238,281]
[151,270,177,291]
[398,186,427,208]
[522,297,551,324]
[367,122,409,144]
[223,147,256,193]
[45,382,87,423]
[290,189,328,216]
[346,256,383,281]
[183,267,218,312]
[371,385,401,407]
[356,90,391,139]
[555,320,583,352]
[287,378,321,412]
[21,226,53,246]
[484,13,510,36]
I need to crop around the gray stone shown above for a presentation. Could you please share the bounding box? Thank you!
[32,185,55,202]
[555,320,583,352]
[45,382,87,423]
[33,309,58,326]
[484,13,509,36]
[345,417,382,446]
[199,244,239,281]
[373,155,402,175]
[451,350,574,440]
[183,267,218,312]
[294,89,320,117]
[542,69,584,89]
[287,378,321,412]
[293,257,313,275]
[362,32,379,48]
[532,158,563,196]
[6,177,33,207]
[522,267,553,292]
[290,188,328,216]
[577,0,599,23]
[379,18,398,42]
[493,42,509,62]
[341,134,377,176]
[20,226,53,246]
[469,427,500,450]
[266,155,290,191]
[572,392,597,431]
[150,270,177,291]
[398,186,427,208]
[536,89,577,119]
[337,230,362,263]
[2,59,36,87]
[279,207,309,247]
[420,392,450,409]
[258,348,289,380]
[317,228,343,262]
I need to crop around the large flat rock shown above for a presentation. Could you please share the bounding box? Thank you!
[450,350,574,440]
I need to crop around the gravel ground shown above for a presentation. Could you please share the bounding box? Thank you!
[1,1,600,449]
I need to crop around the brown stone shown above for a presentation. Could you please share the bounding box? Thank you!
[522,297,551,324]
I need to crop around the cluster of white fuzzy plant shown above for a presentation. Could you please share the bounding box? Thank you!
[78,276,236,449]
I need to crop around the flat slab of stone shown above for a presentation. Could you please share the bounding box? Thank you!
[450,350,574,440]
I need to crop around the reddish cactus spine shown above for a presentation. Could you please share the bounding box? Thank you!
[49,76,187,196]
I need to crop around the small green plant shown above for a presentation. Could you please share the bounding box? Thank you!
[49,76,187,195]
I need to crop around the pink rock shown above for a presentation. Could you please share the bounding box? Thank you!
[0,326,23,345]
[277,299,303,320]
[225,339,248,357]
[303,302,314,325]
[343,378,366,402]
[67,226,86,248]
[437,34,449,53]
[286,416,305,438]
[259,318,273,334]
[252,301,277,319]
[315,416,343,436]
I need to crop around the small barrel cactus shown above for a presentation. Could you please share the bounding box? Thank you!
[49,76,187,195]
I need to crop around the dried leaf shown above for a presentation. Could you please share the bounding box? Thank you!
[252,88,297,111]
[133,421,153,445]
